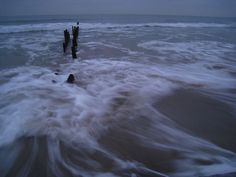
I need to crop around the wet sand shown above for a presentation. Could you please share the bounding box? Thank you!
[0,137,49,177]
[155,89,236,153]
[207,172,236,177]
[98,116,179,175]
[0,136,166,177]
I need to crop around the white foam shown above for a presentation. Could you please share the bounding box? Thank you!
[138,40,235,55]
[138,40,236,89]
[0,22,75,34]
[0,58,234,147]
[0,59,236,176]
[0,56,235,149]
[0,59,175,147]
[81,22,231,30]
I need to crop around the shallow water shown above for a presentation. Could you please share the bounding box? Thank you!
[0,15,236,177]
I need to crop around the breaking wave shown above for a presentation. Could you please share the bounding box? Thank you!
[0,22,232,34]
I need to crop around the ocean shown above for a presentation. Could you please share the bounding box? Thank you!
[0,15,236,177]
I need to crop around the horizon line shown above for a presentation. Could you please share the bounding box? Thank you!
[0,13,236,19]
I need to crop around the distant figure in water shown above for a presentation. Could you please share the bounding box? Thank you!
[67,74,75,83]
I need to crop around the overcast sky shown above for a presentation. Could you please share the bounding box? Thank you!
[0,0,236,17]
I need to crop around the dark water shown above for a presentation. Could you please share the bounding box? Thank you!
[0,15,236,177]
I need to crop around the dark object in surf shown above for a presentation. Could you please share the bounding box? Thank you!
[72,36,77,48]
[71,46,77,59]
[63,29,70,52]
[72,26,79,39]
[67,74,75,84]
[70,25,79,59]
[72,26,79,46]
[63,42,66,53]
[65,29,70,43]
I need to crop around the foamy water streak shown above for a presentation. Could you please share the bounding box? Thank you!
[0,60,174,146]
[1,59,236,176]
[83,22,232,29]
[0,22,75,34]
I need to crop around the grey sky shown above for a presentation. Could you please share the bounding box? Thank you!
[0,0,236,17]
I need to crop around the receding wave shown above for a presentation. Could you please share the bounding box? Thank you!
[1,59,236,176]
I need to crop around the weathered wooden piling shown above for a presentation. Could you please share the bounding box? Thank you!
[62,23,79,57]
[71,24,79,58]
[71,46,77,59]
[63,42,66,53]
[72,37,77,48]
[63,29,70,53]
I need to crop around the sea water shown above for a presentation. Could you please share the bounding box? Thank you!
[0,15,236,177]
